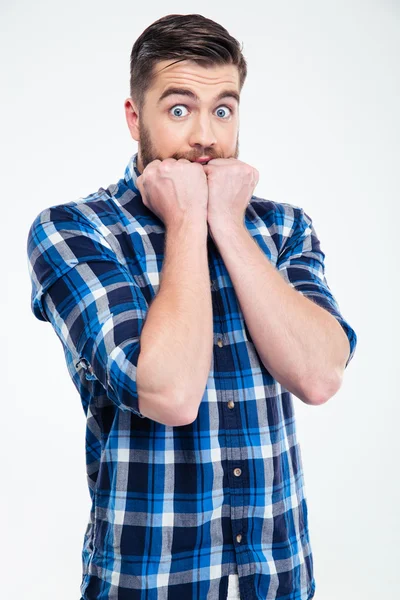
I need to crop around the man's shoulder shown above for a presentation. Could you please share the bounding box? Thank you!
[249,195,304,232]
[27,188,118,234]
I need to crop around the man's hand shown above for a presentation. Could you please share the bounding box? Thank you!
[136,158,209,230]
[202,158,259,231]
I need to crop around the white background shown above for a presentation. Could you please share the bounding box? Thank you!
[1,1,399,598]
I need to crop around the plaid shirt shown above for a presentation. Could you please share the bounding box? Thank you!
[26,152,357,600]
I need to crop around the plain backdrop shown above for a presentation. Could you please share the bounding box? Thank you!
[1,1,399,598]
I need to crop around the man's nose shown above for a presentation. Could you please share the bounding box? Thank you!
[188,114,217,149]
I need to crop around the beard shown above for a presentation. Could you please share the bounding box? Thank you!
[137,118,240,172]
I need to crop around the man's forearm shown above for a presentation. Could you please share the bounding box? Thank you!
[209,222,350,405]
[137,219,213,425]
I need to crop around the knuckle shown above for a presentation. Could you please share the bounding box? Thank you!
[159,160,172,172]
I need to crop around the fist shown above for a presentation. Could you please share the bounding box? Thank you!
[136,158,209,229]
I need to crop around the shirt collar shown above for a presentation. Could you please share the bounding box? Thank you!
[123,151,141,194]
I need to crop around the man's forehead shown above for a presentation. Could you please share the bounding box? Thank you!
[152,59,240,89]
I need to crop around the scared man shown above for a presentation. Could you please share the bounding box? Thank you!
[27,13,357,600]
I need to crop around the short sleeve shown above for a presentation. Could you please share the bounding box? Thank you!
[26,204,149,417]
[276,207,357,368]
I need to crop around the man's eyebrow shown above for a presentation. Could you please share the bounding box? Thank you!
[157,87,240,106]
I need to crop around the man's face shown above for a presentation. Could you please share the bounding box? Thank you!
[125,59,240,173]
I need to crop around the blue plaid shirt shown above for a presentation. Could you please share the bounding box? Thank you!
[26,152,357,600]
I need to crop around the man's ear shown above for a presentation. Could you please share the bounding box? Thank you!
[124,98,140,141]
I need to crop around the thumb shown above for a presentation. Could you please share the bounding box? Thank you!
[135,175,148,207]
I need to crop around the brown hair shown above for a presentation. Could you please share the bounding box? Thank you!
[129,13,247,112]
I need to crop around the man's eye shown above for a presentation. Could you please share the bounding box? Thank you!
[168,105,233,119]
[169,105,190,118]
[214,106,232,119]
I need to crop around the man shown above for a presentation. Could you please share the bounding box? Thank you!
[26,13,357,600]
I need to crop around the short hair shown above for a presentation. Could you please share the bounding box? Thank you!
[129,13,247,112]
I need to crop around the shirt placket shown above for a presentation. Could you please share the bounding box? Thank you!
[208,239,249,594]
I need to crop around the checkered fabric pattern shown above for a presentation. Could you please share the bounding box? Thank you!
[27,152,357,599]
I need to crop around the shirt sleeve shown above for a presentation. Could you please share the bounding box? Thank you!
[276,206,357,368]
[26,204,149,417]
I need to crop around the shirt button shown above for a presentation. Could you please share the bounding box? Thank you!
[217,338,223,348]
[236,534,242,543]
[227,400,235,409]
[234,468,242,477]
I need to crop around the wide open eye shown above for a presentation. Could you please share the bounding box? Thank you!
[169,105,190,118]
[215,106,232,119]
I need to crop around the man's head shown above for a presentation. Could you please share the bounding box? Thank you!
[124,14,247,173]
